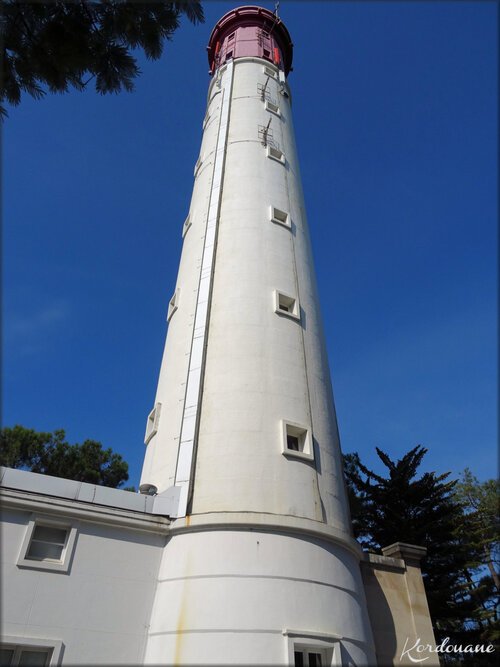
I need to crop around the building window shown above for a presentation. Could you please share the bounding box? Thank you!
[294,647,327,666]
[263,65,278,78]
[281,421,313,461]
[0,646,52,667]
[1,637,63,667]
[265,100,281,117]
[17,517,78,573]
[167,289,179,322]
[26,525,68,562]
[182,214,192,238]
[226,50,233,59]
[267,146,285,165]
[283,630,341,667]
[193,155,202,177]
[228,32,235,42]
[145,402,161,445]
[274,290,300,321]
[263,48,270,58]
[270,206,290,229]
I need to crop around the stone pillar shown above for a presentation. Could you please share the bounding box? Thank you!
[361,542,438,666]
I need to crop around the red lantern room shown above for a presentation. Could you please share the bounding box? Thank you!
[206,5,294,76]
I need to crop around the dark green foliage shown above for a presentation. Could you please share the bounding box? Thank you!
[1,0,204,116]
[453,469,500,644]
[343,446,490,657]
[0,424,130,488]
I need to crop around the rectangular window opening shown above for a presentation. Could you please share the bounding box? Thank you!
[265,100,281,116]
[274,290,299,320]
[267,146,285,164]
[264,65,278,78]
[282,422,314,461]
[270,206,290,228]
[167,289,179,322]
[0,646,53,667]
[0,640,62,667]
[294,647,327,667]
[26,525,69,563]
[193,155,202,177]
[17,517,78,573]
[263,48,270,58]
[182,214,192,238]
[145,402,161,445]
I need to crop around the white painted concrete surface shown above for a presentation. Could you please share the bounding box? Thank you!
[0,480,167,665]
[141,57,377,665]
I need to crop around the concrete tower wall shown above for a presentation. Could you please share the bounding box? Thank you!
[192,58,351,532]
[140,6,376,664]
[140,40,376,664]
[145,528,375,665]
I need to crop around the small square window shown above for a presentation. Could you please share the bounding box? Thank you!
[274,290,300,321]
[281,421,314,461]
[182,214,192,238]
[228,32,235,42]
[264,65,278,78]
[270,206,290,229]
[267,146,285,164]
[145,402,161,445]
[263,48,270,58]
[17,516,78,573]
[167,289,179,322]
[265,100,281,117]
[226,50,233,59]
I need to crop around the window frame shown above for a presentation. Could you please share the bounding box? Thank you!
[167,288,180,322]
[267,145,286,165]
[17,516,78,573]
[265,100,281,117]
[182,214,192,238]
[263,65,278,79]
[145,402,162,445]
[270,205,291,229]
[1,636,63,667]
[283,629,342,667]
[281,421,314,461]
[274,290,300,321]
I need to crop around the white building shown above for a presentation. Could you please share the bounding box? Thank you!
[1,6,436,666]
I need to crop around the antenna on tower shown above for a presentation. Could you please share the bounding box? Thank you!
[274,1,280,18]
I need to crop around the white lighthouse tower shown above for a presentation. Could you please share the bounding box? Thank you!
[140,6,377,665]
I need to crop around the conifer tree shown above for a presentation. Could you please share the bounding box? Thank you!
[343,446,471,645]
[0,424,130,488]
[453,469,500,643]
[1,0,204,117]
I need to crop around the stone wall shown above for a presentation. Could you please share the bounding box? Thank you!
[361,542,439,666]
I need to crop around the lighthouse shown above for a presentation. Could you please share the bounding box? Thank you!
[140,5,377,665]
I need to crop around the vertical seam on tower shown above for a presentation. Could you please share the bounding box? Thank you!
[172,61,234,517]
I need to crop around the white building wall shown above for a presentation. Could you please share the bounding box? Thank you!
[1,488,167,665]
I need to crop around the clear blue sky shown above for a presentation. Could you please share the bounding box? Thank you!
[3,1,497,490]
